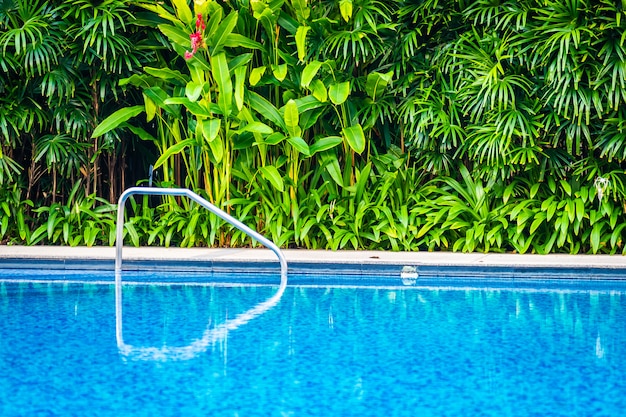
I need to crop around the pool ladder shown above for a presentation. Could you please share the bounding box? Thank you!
[114,187,288,280]
[114,187,288,360]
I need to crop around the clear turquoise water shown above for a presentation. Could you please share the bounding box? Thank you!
[1,276,626,416]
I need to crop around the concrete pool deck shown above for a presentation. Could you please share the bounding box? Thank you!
[1,245,626,280]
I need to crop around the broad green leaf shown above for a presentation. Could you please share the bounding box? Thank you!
[530,183,540,199]
[355,162,371,202]
[610,223,626,247]
[291,0,310,21]
[186,51,211,72]
[565,199,575,223]
[329,81,350,105]
[1,214,9,236]
[153,138,196,169]
[546,201,557,221]
[144,94,157,122]
[301,60,322,88]
[311,79,327,102]
[164,97,211,117]
[137,4,179,25]
[250,0,266,15]
[259,166,284,192]
[126,125,157,143]
[299,106,325,131]
[186,81,203,101]
[229,53,253,73]
[292,95,325,113]
[143,86,179,117]
[210,52,233,117]
[339,0,353,22]
[284,99,299,137]
[320,152,343,186]
[248,91,287,130]
[561,180,572,196]
[591,223,602,253]
[61,222,69,244]
[46,211,57,239]
[610,204,619,228]
[234,66,246,111]
[272,64,288,81]
[172,0,193,23]
[119,74,151,87]
[309,136,342,155]
[223,34,263,50]
[295,25,310,61]
[208,135,224,162]
[92,106,144,138]
[250,66,266,86]
[201,118,221,142]
[365,71,393,101]
[239,121,273,135]
[264,132,286,145]
[211,11,238,53]
[189,62,207,84]
[530,213,546,234]
[125,222,140,247]
[342,124,366,154]
[158,24,190,48]
[145,67,189,85]
[205,6,223,38]
[287,136,310,155]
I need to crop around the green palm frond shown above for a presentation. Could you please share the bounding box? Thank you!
[595,108,626,162]
[0,152,22,185]
[34,133,88,177]
[323,27,384,68]
[593,15,626,112]
[531,0,594,70]
[464,0,531,32]
[0,0,17,27]
[447,29,531,122]
[52,99,92,140]
[400,81,465,152]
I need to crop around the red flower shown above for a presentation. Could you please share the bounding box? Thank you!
[196,14,206,32]
[185,14,206,60]
[190,32,202,51]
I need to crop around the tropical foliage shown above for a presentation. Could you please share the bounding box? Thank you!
[0,0,158,244]
[3,0,626,254]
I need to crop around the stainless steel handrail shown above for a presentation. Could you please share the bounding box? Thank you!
[114,187,288,360]
[114,187,288,279]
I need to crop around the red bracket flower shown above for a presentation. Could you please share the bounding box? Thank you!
[185,14,206,60]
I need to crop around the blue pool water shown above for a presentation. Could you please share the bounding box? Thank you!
[1,273,626,416]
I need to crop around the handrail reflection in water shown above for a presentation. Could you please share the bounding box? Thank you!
[115,273,287,361]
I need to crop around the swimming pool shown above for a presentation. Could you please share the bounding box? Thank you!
[1,269,626,416]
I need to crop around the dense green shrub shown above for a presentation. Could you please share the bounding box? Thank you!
[2,0,626,253]
[0,0,159,244]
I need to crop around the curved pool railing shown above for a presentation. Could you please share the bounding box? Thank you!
[115,187,288,279]
[114,186,288,360]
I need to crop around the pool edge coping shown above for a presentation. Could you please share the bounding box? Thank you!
[1,246,626,280]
